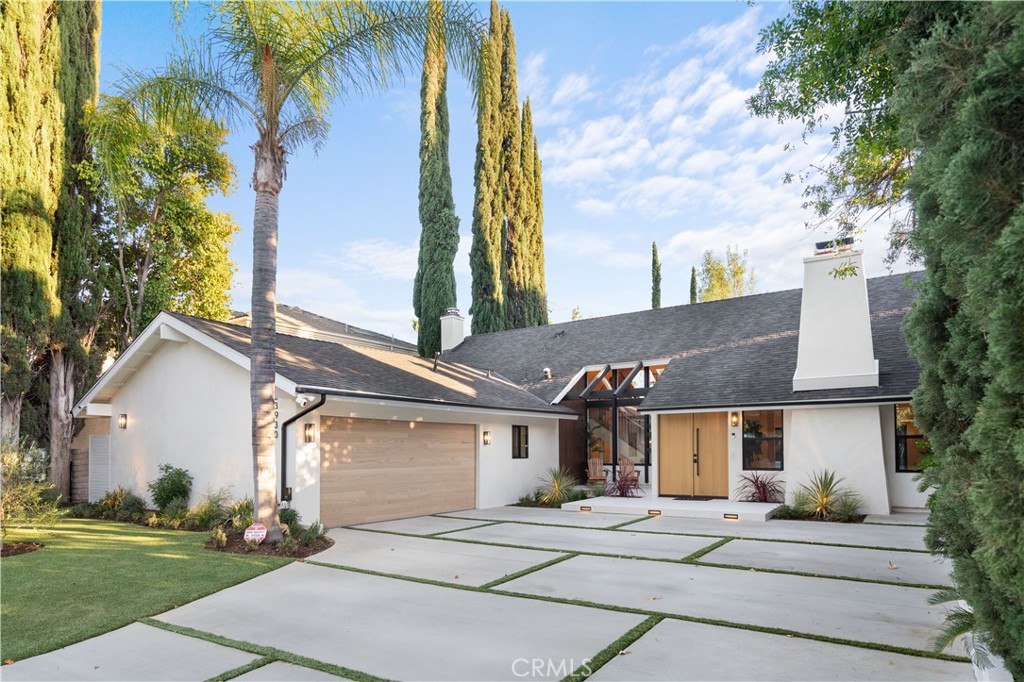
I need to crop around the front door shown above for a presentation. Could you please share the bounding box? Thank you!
[658,412,729,498]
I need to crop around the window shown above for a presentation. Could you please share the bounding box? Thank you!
[895,403,925,472]
[742,410,783,470]
[512,425,529,459]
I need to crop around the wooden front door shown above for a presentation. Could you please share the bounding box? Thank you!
[658,412,729,498]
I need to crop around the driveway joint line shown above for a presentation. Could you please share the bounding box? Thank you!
[682,537,733,562]
[206,655,274,682]
[141,617,393,682]
[695,559,952,590]
[426,520,503,537]
[604,515,655,530]
[301,556,969,664]
[563,615,664,682]
[480,552,578,589]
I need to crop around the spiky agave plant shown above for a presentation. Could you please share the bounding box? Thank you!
[538,467,580,506]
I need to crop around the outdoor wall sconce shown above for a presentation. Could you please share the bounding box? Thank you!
[304,423,316,443]
[729,412,740,428]
[482,430,492,445]
[118,414,128,429]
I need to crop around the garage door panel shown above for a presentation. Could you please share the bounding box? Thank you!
[320,417,476,526]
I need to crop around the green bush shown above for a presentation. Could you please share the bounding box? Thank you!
[97,486,146,521]
[228,497,253,529]
[794,470,861,521]
[147,464,193,511]
[185,488,231,530]
[538,467,581,506]
[160,497,189,529]
[299,521,326,547]
[208,525,228,549]
[278,507,301,536]
[68,502,100,519]
[0,439,63,540]
[277,535,299,555]
[516,489,543,507]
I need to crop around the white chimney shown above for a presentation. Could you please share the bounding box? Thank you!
[440,308,465,352]
[792,240,878,391]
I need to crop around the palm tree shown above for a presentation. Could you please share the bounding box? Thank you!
[120,1,483,540]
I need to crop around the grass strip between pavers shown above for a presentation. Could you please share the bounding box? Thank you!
[427,520,502,537]
[480,553,579,589]
[563,616,664,682]
[142,618,391,682]
[305,557,970,665]
[696,559,953,590]
[603,515,656,530]
[206,655,274,681]
[682,537,733,561]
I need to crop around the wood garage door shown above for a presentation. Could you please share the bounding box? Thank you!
[320,417,476,526]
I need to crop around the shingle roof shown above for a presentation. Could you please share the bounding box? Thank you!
[167,313,572,416]
[443,272,923,409]
[229,305,416,353]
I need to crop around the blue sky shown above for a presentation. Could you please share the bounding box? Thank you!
[99,2,911,343]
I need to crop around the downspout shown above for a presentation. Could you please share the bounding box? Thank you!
[280,393,326,503]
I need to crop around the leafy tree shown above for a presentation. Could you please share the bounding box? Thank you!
[86,96,238,352]
[570,305,582,321]
[413,0,459,358]
[651,242,662,309]
[898,4,1024,673]
[748,1,953,260]
[120,1,482,540]
[497,4,525,329]
[689,266,697,304]
[469,10,505,335]
[697,246,756,303]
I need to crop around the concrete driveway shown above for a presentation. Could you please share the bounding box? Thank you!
[3,508,972,682]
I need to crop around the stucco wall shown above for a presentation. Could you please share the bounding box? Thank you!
[879,405,929,509]
[785,405,890,515]
[301,400,562,523]
[107,337,296,508]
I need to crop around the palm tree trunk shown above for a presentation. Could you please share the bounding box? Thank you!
[250,147,284,542]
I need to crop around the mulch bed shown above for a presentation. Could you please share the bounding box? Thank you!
[1,542,43,558]
[205,533,334,559]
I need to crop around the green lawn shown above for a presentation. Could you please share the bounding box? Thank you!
[1,518,290,662]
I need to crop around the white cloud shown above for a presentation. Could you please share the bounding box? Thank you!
[551,73,593,106]
[319,238,419,281]
[574,198,617,217]
[520,51,549,101]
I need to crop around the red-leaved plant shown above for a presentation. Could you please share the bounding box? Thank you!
[607,475,640,498]
[735,471,785,503]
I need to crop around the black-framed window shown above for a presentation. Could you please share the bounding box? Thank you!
[512,425,529,459]
[742,410,783,470]
[895,403,925,472]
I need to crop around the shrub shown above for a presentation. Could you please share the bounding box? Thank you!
[606,475,640,498]
[147,464,193,511]
[768,504,805,520]
[185,488,231,530]
[735,471,785,503]
[228,497,253,530]
[277,535,299,555]
[160,497,189,529]
[208,526,228,549]
[586,483,607,498]
[68,502,100,519]
[0,439,63,540]
[97,486,145,521]
[538,467,580,506]
[299,521,326,547]
[278,507,302,536]
[517,489,542,507]
[795,470,861,521]
[243,539,260,553]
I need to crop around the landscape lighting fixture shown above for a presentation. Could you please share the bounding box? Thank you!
[118,414,128,429]
[723,513,739,520]
[648,510,662,517]
[580,506,592,512]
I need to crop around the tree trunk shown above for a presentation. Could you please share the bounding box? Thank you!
[1,394,23,443]
[48,349,75,499]
[250,176,283,543]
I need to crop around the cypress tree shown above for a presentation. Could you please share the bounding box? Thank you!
[47,0,103,496]
[689,266,698,304]
[468,20,504,335]
[1,1,61,441]
[516,98,537,325]
[531,132,548,324]
[413,0,459,357]
[651,242,662,309]
[497,7,525,329]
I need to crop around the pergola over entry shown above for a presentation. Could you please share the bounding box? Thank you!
[555,360,668,483]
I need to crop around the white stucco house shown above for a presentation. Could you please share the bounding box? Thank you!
[74,241,928,525]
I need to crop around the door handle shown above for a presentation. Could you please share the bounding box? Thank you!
[694,428,700,476]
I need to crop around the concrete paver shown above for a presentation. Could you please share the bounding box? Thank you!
[156,562,645,681]
[446,522,723,560]
[439,506,647,529]
[233,661,347,681]
[351,515,492,536]
[319,528,563,586]
[588,618,972,681]
[629,516,928,550]
[865,511,929,526]
[701,538,952,585]
[0,623,258,682]
[500,554,949,652]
